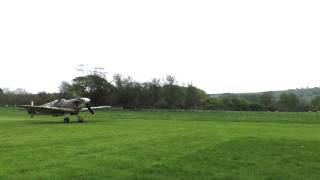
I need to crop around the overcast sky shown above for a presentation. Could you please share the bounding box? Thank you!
[1,0,319,94]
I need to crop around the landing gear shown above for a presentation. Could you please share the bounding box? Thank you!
[63,114,84,123]
[64,117,70,123]
[78,116,84,123]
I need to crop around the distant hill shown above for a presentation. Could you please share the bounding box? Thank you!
[209,87,320,102]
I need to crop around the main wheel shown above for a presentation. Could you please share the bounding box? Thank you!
[64,117,70,123]
[78,117,84,123]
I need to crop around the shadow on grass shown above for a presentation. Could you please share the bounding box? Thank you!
[17,119,101,125]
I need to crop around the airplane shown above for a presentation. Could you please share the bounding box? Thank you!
[20,97,111,123]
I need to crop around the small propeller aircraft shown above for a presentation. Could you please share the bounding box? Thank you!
[20,98,111,123]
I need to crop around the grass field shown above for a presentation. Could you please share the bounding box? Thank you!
[1,108,320,179]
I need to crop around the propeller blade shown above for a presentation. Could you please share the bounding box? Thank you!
[86,104,94,114]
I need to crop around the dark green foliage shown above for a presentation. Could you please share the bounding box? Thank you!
[0,88,3,106]
[205,96,263,111]
[58,81,73,99]
[310,96,320,111]
[185,84,207,108]
[112,74,143,108]
[0,89,61,106]
[210,87,320,105]
[277,93,301,112]
[259,91,275,110]
[205,92,309,112]
[141,78,161,107]
[70,75,113,106]
[56,74,207,109]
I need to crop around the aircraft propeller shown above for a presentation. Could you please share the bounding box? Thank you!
[86,104,95,114]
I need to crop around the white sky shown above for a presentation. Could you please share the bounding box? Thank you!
[1,0,320,94]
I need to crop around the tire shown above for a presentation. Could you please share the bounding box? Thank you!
[64,117,70,123]
[78,117,84,123]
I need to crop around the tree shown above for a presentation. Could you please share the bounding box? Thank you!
[185,84,207,108]
[14,88,28,95]
[112,74,143,108]
[112,74,129,107]
[205,97,220,110]
[70,75,113,106]
[0,88,3,106]
[163,75,185,108]
[149,78,161,107]
[165,75,177,86]
[259,92,275,111]
[310,96,320,111]
[59,81,73,98]
[277,93,300,111]
[141,78,161,108]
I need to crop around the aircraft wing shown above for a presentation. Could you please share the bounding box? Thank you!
[80,106,111,112]
[20,105,75,114]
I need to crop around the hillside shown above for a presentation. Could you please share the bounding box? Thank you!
[209,87,320,102]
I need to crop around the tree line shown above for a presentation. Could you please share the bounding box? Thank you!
[0,74,207,109]
[58,74,207,109]
[205,92,311,112]
[1,73,320,112]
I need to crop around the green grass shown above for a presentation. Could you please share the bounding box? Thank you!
[1,108,320,179]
